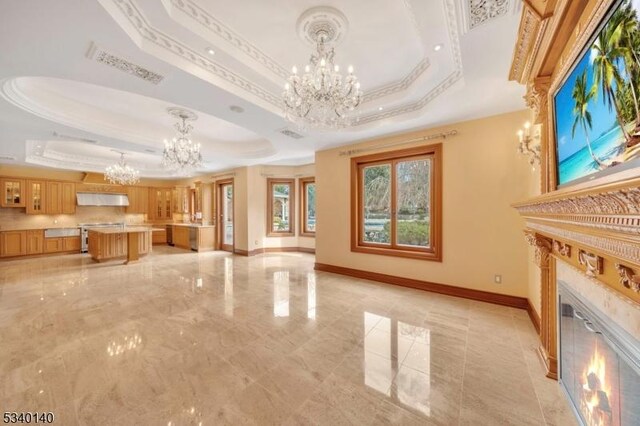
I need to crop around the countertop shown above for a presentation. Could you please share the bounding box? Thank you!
[88,226,163,234]
[170,223,215,228]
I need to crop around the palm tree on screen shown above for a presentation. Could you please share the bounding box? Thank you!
[572,70,605,166]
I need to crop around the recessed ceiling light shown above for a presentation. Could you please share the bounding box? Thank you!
[229,105,244,113]
[206,47,215,55]
[378,107,384,111]
[434,44,443,52]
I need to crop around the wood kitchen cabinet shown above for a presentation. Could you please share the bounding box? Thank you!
[44,238,64,253]
[61,182,76,214]
[126,186,149,214]
[26,230,44,254]
[1,179,25,208]
[26,180,46,214]
[0,231,27,257]
[149,188,172,220]
[173,186,189,213]
[46,181,62,214]
[63,236,81,252]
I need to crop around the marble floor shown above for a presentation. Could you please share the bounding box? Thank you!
[0,247,576,425]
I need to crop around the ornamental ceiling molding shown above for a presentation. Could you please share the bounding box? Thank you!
[468,0,511,29]
[86,42,164,84]
[526,222,640,266]
[166,0,441,104]
[102,0,464,125]
[99,0,282,110]
[355,0,463,124]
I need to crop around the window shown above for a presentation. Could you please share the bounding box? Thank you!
[351,144,442,261]
[300,177,316,236]
[267,178,295,236]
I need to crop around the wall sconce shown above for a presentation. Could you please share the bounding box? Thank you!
[517,122,541,170]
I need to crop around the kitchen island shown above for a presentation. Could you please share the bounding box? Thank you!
[170,224,215,251]
[88,226,159,263]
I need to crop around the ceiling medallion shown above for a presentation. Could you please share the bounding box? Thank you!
[162,108,203,173]
[283,6,362,129]
[104,151,140,186]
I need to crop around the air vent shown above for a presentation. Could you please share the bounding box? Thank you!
[86,42,164,85]
[52,132,98,144]
[279,128,304,139]
[0,155,16,161]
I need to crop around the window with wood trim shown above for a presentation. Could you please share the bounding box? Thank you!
[267,178,295,237]
[300,177,316,236]
[351,144,442,261]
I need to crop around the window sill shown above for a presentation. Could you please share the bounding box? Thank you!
[267,232,295,237]
[351,244,441,262]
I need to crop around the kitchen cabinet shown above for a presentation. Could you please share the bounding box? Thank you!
[1,179,25,208]
[62,182,76,214]
[126,186,149,214]
[149,188,172,220]
[46,181,62,214]
[26,230,44,254]
[173,225,190,249]
[171,225,214,252]
[152,229,167,245]
[0,231,27,257]
[44,238,64,253]
[63,236,81,252]
[26,180,46,214]
[173,186,189,213]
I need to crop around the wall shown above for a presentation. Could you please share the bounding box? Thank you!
[246,164,315,253]
[315,110,537,299]
[0,206,145,231]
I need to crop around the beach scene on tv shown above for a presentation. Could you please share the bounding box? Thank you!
[554,0,640,185]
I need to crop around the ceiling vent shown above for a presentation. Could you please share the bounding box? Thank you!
[52,132,98,144]
[86,42,164,85]
[0,155,16,161]
[279,128,304,139]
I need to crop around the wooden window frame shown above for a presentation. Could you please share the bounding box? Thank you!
[350,144,442,262]
[267,178,295,237]
[299,177,316,237]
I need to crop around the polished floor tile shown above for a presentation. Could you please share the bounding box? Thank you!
[0,247,576,425]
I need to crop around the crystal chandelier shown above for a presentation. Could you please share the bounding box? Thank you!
[283,9,362,129]
[162,108,202,172]
[104,151,140,185]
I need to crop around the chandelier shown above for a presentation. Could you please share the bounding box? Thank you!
[283,7,362,129]
[104,151,140,186]
[162,108,202,172]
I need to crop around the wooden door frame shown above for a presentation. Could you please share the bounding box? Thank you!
[216,179,234,252]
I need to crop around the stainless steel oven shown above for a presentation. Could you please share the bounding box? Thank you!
[79,223,125,253]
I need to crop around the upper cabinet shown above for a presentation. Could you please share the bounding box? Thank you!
[26,180,46,214]
[46,181,63,215]
[173,186,189,214]
[148,187,172,220]
[61,182,76,214]
[1,179,25,208]
[126,186,149,214]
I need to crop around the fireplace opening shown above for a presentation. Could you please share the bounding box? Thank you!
[558,281,640,426]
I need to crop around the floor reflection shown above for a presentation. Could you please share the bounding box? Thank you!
[273,271,290,317]
[307,272,316,320]
[363,312,431,416]
[224,257,233,317]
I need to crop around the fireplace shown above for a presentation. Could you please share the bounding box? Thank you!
[558,280,640,426]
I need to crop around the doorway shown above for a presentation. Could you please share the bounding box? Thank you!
[217,179,234,252]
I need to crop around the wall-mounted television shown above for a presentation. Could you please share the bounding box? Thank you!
[554,0,640,187]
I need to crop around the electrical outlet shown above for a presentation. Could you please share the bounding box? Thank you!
[494,274,502,284]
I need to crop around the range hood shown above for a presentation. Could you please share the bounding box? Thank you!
[76,192,129,207]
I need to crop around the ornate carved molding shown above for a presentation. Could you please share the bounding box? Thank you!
[578,249,603,277]
[524,76,551,124]
[553,240,571,257]
[509,4,542,83]
[514,187,640,216]
[468,0,511,29]
[524,231,552,267]
[526,222,640,266]
[615,264,640,293]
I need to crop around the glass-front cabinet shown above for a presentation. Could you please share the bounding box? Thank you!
[1,179,25,208]
[26,180,46,214]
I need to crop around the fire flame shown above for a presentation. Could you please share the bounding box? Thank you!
[581,343,612,426]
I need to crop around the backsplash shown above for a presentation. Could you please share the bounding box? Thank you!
[0,206,146,231]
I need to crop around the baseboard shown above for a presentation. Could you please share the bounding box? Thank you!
[241,247,316,256]
[314,262,529,309]
[233,249,249,256]
[526,299,541,335]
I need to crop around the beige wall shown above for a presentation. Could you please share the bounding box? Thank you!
[315,110,537,299]
[246,164,315,252]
